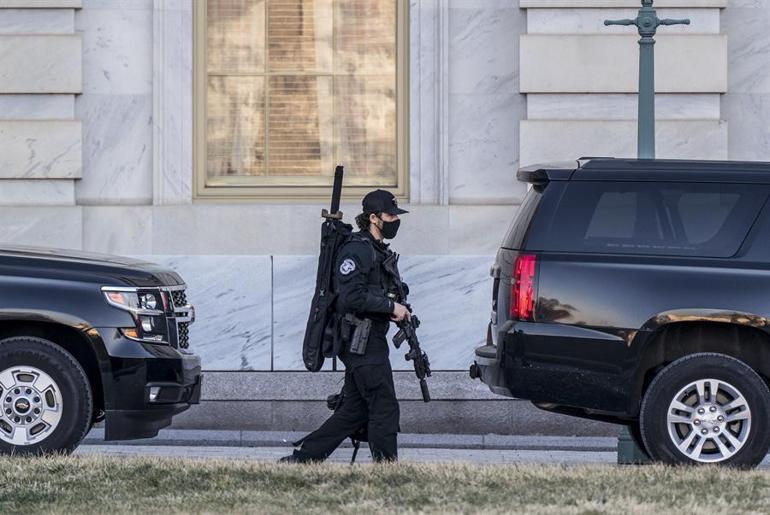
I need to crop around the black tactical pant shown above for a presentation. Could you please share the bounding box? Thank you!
[294,360,399,462]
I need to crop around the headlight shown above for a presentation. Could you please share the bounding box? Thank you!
[102,287,170,344]
[140,293,158,310]
[104,290,140,311]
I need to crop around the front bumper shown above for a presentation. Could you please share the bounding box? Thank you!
[95,328,203,441]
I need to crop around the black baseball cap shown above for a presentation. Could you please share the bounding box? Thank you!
[362,189,409,215]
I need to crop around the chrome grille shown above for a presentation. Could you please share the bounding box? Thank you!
[178,322,190,349]
[162,286,194,350]
[171,290,188,309]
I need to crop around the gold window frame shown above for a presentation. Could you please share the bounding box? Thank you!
[193,0,409,202]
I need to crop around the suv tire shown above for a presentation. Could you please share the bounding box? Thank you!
[0,337,93,455]
[640,353,770,467]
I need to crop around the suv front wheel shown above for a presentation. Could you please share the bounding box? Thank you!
[0,337,93,455]
[640,353,770,467]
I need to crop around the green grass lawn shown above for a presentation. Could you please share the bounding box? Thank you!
[0,456,768,514]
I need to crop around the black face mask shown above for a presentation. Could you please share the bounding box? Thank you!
[378,217,401,239]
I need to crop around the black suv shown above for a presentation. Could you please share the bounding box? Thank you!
[471,158,770,467]
[0,246,201,455]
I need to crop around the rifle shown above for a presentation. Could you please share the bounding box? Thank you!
[383,253,432,402]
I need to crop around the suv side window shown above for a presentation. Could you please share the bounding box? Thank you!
[542,181,768,258]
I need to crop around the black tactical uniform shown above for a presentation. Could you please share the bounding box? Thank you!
[286,190,408,463]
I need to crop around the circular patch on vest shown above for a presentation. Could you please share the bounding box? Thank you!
[340,259,356,275]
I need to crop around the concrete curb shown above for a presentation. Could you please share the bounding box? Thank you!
[83,429,618,452]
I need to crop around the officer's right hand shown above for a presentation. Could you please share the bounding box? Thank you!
[391,302,411,322]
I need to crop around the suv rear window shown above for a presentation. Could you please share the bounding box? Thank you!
[540,182,768,258]
[502,187,542,249]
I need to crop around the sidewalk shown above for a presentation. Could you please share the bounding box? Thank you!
[79,429,770,466]
[76,444,621,465]
[83,428,618,452]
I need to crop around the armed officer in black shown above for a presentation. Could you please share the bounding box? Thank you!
[281,189,410,463]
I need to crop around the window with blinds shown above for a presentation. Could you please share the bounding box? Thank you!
[197,0,406,198]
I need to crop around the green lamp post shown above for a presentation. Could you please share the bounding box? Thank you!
[606,1,690,465]
[605,0,690,159]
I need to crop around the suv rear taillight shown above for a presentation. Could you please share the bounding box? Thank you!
[510,254,537,321]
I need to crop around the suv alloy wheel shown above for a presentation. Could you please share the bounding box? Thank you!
[640,353,770,467]
[0,337,92,455]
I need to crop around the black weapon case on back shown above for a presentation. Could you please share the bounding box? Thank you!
[302,166,352,371]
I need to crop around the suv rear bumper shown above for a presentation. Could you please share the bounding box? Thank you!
[471,320,637,422]
[470,344,513,397]
[95,328,203,441]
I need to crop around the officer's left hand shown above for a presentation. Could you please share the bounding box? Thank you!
[391,302,412,322]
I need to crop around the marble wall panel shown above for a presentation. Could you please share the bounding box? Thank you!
[448,205,517,255]
[447,1,526,206]
[0,0,81,6]
[722,0,770,161]
[76,6,152,95]
[721,2,770,161]
[722,4,770,94]
[0,180,75,205]
[151,204,328,256]
[392,255,492,370]
[148,255,273,371]
[151,204,455,257]
[0,206,82,249]
[75,93,153,204]
[83,206,152,254]
[527,94,721,120]
[448,2,519,96]
[272,255,316,371]
[0,120,81,179]
[0,95,74,119]
[152,0,193,204]
[520,0,727,7]
[450,0,517,8]
[0,35,81,93]
[520,34,728,93]
[527,8,719,34]
[390,206,451,255]
[408,0,445,205]
[723,93,770,162]
[520,120,728,165]
[0,9,74,33]
[82,0,151,8]
[273,255,493,371]
[448,92,526,204]
[74,1,154,205]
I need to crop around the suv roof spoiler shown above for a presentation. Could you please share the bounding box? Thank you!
[517,160,582,184]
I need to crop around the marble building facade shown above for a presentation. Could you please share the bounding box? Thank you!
[0,0,767,433]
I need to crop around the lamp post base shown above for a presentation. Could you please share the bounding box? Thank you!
[617,427,652,465]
